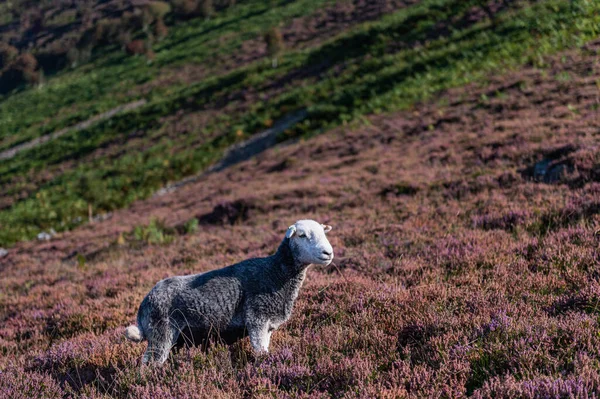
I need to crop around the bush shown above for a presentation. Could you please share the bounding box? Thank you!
[264,27,284,68]
[133,218,174,244]
[0,53,40,94]
[184,218,199,234]
[125,40,147,56]
[71,30,96,66]
[35,43,72,73]
[94,18,122,45]
[120,11,144,32]
[20,10,45,34]
[155,18,169,39]
[146,1,172,19]
[172,0,199,17]
[12,52,37,72]
[0,43,18,70]
[199,0,215,18]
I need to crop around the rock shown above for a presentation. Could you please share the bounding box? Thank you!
[545,164,567,183]
[0,248,7,258]
[532,159,552,181]
[37,232,52,241]
[532,160,568,183]
[199,198,261,225]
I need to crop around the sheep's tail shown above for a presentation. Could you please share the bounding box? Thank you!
[124,325,144,343]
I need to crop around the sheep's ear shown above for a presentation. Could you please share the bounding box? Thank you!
[322,224,332,233]
[286,225,297,238]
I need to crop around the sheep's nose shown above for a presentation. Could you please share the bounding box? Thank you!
[322,249,333,257]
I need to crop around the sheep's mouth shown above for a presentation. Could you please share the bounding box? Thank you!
[317,255,333,263]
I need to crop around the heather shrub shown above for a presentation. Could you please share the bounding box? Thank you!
[472,209,530,231]
[2,2,600,397]
[0,366,64,398]
[474,372,600,398]
[380,182,420,197]
[551,282,600,316]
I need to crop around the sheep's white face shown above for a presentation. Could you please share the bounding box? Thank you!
[286,220,333,266]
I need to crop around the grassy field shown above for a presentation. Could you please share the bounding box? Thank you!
[0,0,599,246]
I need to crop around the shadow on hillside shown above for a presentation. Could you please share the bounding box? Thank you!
[157,7,273,65]
[3,69,250,177]
[161,0,301,54]
[257,0,518,111]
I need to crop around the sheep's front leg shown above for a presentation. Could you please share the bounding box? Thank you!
[247,322,270,353]
[142,322,180,365]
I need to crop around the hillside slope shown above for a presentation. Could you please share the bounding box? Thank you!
[1,38,600,397]
[0,0,598,246]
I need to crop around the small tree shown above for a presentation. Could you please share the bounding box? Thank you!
[146,1,172,19]
[94,18,121,45]
[144,2,171,40]
[76,3,94,29]
[79,28,96,58]
[19,54,40,86]
[20,10,44,34]
[264,27,284,68]
[154,18,169,39]
[121,11,144,32]
[199,0,214,19]
[172,0,198,17]
[0,53,40,93]
[125,40,147,56]
[0,43,18,70]
[66,47,80,68]
[67,30,95,68]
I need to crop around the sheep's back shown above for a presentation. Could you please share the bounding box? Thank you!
[170,271,244,330]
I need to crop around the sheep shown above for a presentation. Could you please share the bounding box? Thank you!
[124,219,334,364]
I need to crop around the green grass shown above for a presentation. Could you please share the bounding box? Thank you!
[0,0,599,246]
[0,0,331,149]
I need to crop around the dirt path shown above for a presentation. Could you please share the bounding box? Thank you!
[154,109,308,196]
[0,99,147,161]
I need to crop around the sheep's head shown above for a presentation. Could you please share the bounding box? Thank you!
[285,220,333,266]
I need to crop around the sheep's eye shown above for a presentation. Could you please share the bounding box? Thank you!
[298,233,307,238]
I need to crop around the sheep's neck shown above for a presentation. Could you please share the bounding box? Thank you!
[269,239,308,315]
[269,239,308,286]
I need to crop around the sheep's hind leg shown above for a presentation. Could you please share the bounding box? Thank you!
[142,322,180,364]
[248,322,270,353]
